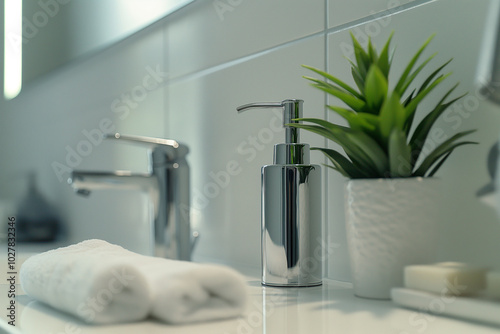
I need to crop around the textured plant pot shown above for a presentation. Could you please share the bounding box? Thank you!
[345,177,442,299]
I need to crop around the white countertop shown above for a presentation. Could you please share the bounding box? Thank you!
[1,278,500,334]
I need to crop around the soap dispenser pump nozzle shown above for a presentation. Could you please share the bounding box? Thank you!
[237,99,303,145]
[237,99,309,165]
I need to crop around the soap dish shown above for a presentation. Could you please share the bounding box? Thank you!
[391,287,500,327]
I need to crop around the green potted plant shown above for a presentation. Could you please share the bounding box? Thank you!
[290,32,477,299]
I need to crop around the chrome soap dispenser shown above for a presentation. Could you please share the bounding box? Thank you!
[237,99,322,287]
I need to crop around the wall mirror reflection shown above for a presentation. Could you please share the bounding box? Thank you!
[4,0,194,99]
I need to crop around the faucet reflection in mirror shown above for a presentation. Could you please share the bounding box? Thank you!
[476,0,500,219]
[477,0,500,103]
[68,133,198,260]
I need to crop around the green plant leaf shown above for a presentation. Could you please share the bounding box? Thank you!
[357,113,380,127]
[302,65,363,99]
[322,163,347,176]
[410,93,464,158]
[415,141,477,176]
[350,64,365,94]
[291,118,347,132]
[312,147,368,178]
[326,105,377,132]
[417,58,453,95]
[426,151,452,177]
[409,83,465,163]
[309,82,366,112]
[364,65,388,111]
[397,52,437,98]
[300,32,477,179]
[404,72,452,128]
[379,92,407,144]
[323,109,381,142]
[357,113,382,142]
[287,122,380,175]
[304,76,366,108]
[402,89,416,130]
[413,130,477,176]
[368,38,378,64]
[394,34,435,96]
[326,104,355,117]
[344,131,389,175]
[376,32,394,78]
[326,105,376,132]
[350,32,371,77]
[388,128,412,177]
[403,89,415,107]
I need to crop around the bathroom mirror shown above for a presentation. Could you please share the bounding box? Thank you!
[477,0,500,103]
[4,0,194,99]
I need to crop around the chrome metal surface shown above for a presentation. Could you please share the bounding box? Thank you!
[105,133,180,148]
[261,164,322,287]
[237,99,322,287]
[68,133,196,260]
[477,0,500,103]
[274,143,310,165]
[237,99,303,144]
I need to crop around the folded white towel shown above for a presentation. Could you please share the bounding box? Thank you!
[136,257,248,324]
[19,239,150,324]
[20,239,248,325]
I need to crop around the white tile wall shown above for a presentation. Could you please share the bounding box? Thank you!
[167,35,326,268]
[1,0,499,282]
[328,0,418,28]
[164,0,325,79]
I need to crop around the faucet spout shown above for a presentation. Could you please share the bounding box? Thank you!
[69,170,156,193]
[68,133,195,261]
[69,170,159,211]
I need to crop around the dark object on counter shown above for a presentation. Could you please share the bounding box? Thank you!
[477,141,499,197]
[16,173,61,242]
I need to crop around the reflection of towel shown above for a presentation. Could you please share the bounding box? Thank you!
[20,239,248,325]
[20,300,88,334]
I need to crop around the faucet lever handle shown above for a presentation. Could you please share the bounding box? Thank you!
[236,99,303,144]
[105,133,180,148]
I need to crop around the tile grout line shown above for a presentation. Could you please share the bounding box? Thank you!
[165,30,327,86]
[323,0,330,279]
[166,23,169,136]
[165,0,437,89]
[324,0,437,35]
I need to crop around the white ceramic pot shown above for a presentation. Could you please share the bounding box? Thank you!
[345,177,442,299]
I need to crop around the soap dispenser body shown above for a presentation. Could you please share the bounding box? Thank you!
[236,99,322,287]
[261,144,322,287]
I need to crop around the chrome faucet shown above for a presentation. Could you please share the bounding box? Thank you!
[477,0,500,103]
[68,133,197,260]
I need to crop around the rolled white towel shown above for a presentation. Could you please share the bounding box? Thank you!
[20,239,151,324]
[137,258,248,324]
[20,239,248,325]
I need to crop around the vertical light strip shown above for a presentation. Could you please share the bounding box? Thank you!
[4,0,22,100]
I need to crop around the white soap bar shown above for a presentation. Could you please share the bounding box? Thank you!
[404,262,488,296]
[485,271,500,298]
